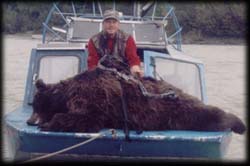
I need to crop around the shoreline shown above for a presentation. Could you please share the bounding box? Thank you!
[3,33,246,46]
[182,36,246,46]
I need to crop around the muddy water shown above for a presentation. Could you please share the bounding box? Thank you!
[182,44,246,161]
[2,35,246,161]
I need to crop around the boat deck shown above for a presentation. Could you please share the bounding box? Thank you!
[4,107,232,161]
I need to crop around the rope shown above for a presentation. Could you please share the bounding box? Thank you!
[97,55,177,100]
[21,131,106,163]
[119,81,131,141]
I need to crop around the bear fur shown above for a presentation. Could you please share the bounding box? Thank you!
[27,56,246,134]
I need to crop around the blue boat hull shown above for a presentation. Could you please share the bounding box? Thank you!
[4,107,232,161]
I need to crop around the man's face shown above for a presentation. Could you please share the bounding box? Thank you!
[103,18,119,37]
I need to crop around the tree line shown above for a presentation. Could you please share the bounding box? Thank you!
[2,1,247,40]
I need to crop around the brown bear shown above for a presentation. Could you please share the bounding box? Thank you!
[27,55,246,135]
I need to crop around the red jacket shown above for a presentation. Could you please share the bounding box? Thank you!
[87,36,141,70]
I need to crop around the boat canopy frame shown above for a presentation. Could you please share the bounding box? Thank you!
[42,1,182,51]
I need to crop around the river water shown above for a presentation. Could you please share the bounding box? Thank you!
[2,34,247,162]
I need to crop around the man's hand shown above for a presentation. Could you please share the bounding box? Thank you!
[130,65,144,77]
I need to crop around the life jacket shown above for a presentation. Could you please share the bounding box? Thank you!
[91,29,130,64]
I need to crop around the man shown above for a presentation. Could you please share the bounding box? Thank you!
[87,9,143,77]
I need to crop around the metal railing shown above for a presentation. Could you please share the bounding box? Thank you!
[42,1,182,51]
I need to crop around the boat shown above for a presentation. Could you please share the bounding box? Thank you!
[4,1,232,162]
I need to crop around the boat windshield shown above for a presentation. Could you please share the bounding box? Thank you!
[154,57,202,100]
[38,56,80,84]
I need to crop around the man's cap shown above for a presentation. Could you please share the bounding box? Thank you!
[103,9,120,22]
